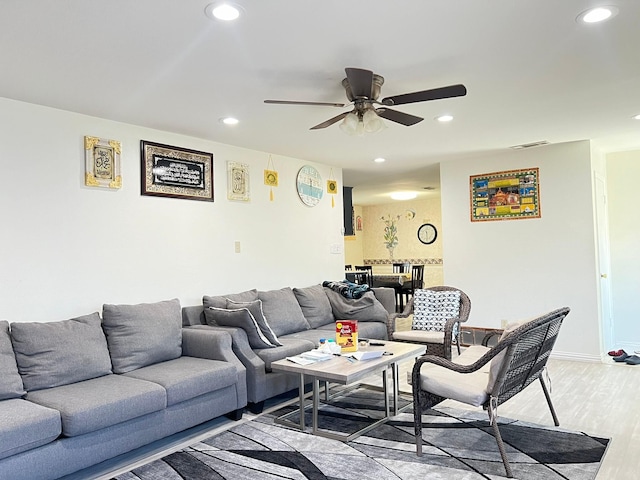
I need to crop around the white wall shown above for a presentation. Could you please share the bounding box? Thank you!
[0,98,345,322]
[440,141,601,359]
[606,150,640,349]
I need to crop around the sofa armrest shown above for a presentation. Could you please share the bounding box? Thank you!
[185,325,267,404]
[181,327,247,408]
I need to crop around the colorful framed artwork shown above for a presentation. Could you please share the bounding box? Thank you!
[85,136,122,189]
[470,167,541,221]
[227,162,250,201]
[140,140,213,201]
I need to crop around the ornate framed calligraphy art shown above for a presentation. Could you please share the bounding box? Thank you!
[85,136,122,189]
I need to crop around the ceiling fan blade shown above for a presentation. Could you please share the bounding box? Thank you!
[264,99,347,107]
[345,68,374,99]
[382,84,467,106]
[310,112,349,130]
[376,108,423,126]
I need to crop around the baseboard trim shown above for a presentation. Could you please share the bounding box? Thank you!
[551,351,602,363]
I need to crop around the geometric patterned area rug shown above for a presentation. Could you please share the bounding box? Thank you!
[113,387,609,480]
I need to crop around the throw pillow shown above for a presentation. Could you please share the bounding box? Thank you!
[205,307,276,349]
[226,299,282,346]
[411,289,461,332]
[10,312,112,391]
[487,319,529,393]
[102,298,182,374]
[323,288,388,323]
[258,288,310,337]
[293,284,334,328]
[202,289,259,314]
[0,320,26,399]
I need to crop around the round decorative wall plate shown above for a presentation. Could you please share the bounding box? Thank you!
[417,223,438,244]
[296,165,323,207]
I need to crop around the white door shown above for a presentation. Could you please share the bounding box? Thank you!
[594,173,614,353]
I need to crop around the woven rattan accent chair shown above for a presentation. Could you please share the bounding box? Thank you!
[388,286,471,360]
[412,307,570,478]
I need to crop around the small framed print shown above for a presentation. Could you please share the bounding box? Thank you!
[327,179,338,194]
[85,136,122,189]
[140,140,214,202]
[228,162,250,201]
[264,169,278,187]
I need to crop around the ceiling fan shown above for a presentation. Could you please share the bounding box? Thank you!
[264,67,467,134]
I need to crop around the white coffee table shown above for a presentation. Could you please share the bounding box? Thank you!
[270,341,426,441]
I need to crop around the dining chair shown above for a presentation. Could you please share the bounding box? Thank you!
[392,262,410,273]
[402,264,424,305]
[345,264,352,271]
[354,265,373,286]
[391,262,410,310]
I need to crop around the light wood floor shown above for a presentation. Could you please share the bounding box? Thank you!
[81,355,639,480]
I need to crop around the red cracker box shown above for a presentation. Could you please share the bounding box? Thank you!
[336,320,358,352]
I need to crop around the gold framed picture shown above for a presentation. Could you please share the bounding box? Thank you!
[264,169,278,187]
[85,136,122,189]
[140,140,214,202]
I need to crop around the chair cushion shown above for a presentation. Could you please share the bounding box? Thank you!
[412,289,461,331]
[323,288,388,322]
[205,306,276,349]
[226,299,282,346]
[258,287,310,336]
[123,356,238,406]
[487,319,527,393]
[0,320,25,399]
[293,284,335,328]
[102,298,182,374]
[0,399,61,460]
[419,345,490,407]
[10,313,112,391]
[254,337,316,371]
[25,374,166,437]
[202,289,259,314]
[392,329,445,343]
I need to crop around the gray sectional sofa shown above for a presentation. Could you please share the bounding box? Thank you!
[182,284,395,413]
[0,299,247,480]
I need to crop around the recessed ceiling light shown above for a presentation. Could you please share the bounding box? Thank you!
[373,157,386,163]
[205,3,243,21]
[577,6,618,24]
[390,191,417,201]
[633,114,640,120]
[436,115,453,122]
[220,117,239,125]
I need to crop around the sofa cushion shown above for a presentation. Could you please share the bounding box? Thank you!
[324,288,388,323]
[202,289,259,315]
[0,320,25,399]
[102,298,182,374]
[0,398,61,460]
[227,299,282,346]
[258,287,310,336]
[254,337,316,371]
[10,312,112,391]
[123,356,238,406]
[293,284,335,328]
[205,306,276,349]
[25,374,166,437]
[412,289,461,332]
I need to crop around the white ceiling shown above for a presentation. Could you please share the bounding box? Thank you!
[2,1,639,205]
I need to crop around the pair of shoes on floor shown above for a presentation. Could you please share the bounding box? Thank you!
[624,355,640,365]
[608,349,626,357]
[613,351,629,362]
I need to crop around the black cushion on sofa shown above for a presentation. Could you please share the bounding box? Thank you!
[10,313,112,391]
[0,321,26,399]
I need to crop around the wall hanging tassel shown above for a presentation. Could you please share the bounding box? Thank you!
[264,155,278,202]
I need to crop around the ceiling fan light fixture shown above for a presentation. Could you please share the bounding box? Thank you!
[363,108,386,133]
[339,111,360,135]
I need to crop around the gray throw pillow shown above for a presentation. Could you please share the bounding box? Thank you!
[102,298,182,374]
[10,313,112,391]
[0,320,25,399]
[206,307,276,349]
[323,288,389,323]
[258,288,310,337]
[226,299,282,346]
[202,289,259,315]
[293,284,335,328]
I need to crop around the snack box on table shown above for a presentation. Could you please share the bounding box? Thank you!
[336,320,358,352]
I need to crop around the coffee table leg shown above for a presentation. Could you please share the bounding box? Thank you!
[312,377,319,434]
[392,362,399,416]
[383,367,390,418]
[299,372,305,431]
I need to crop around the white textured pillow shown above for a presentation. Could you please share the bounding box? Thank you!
[411,289,461,332]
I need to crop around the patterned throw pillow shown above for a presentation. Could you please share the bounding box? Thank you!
[411,289,461,332]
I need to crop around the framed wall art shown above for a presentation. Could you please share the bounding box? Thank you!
[85,136,122,189]
[140,140,214,202]
[470,167,541,222]
[227,161,250,201]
